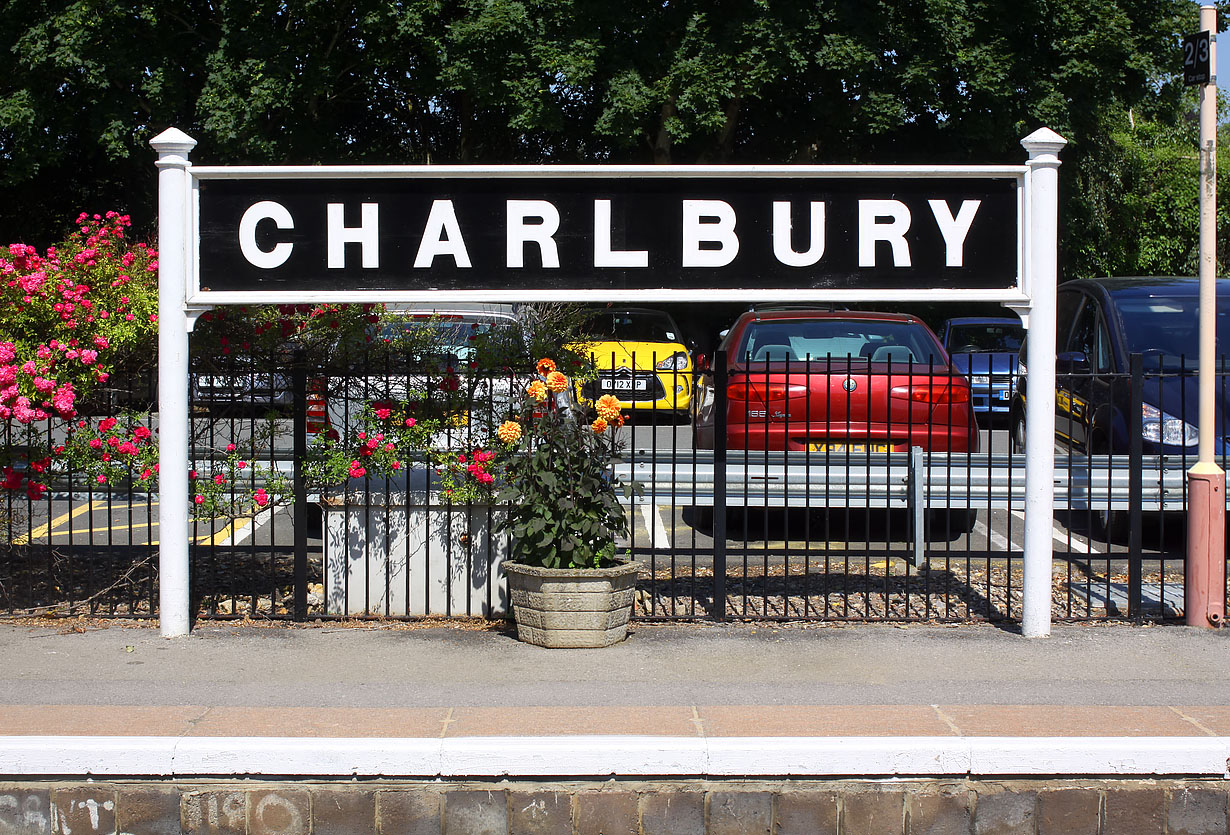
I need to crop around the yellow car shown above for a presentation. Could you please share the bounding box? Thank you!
[578,308,694,418]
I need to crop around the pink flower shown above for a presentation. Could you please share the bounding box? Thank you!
[195,495,204,504]
[79,349,98,365]
[374,407,391,420]
[0,343,13,364]
[96,474,107,484]
[253,490,269,507]
[213,474,225,485]
[404,418,416,427]
[226,443,236,452]
[51,386,75,417]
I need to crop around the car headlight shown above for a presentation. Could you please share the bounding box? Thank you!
[655,352,690,371]
[1141,402,1198,446]
[970,375,990,386]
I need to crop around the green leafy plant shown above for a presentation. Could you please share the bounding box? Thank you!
[496,361,633,569]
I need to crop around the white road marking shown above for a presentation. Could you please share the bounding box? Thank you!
[638,503,673,550]
[1010,510,1100,554]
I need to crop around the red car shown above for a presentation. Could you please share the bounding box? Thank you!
[694,310,978,454]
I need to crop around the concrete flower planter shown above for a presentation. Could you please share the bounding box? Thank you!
[322,466,509,617]
[504,561,640,648]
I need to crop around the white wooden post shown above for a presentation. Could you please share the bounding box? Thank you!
[150,128,196,637]
[1020,128,1066,637]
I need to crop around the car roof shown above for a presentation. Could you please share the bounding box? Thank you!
[1062,276,1230,300]
[589,307,673,317]
[942,316,1023,326]
[384,302,520,319]
[740,310,924,325]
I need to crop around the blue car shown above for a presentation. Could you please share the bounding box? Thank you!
[1009,277,1230,538]
[939,316,1025,418]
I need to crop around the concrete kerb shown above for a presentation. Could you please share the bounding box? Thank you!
[1,736,1229,779]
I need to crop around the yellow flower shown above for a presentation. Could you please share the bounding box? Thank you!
[595,394,622,422]
[536,358,557,376]
[497,420,522,444]
[527,380,548,401]
[591,417,608,434]
[545,370,568,392]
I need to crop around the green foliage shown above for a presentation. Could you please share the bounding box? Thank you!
[1066,107,1230,279]
[496,403,630,570]
[0,0,1224,276]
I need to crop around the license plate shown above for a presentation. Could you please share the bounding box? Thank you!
[601,377,648,392]
[998,390,1011,400]
[808,443,891,454]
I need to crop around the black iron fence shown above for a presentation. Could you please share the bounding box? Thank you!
[3,348,1227,624]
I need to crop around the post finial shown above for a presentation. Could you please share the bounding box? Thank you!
[150,128,197,163]
[1021,128,1068,161]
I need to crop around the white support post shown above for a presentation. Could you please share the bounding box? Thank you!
[1020,128,1066,638]
[150,128,197,638]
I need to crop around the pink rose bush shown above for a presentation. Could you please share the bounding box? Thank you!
[1,212,287,515]
[1,212,159,501]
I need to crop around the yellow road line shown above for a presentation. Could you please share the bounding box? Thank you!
[203,516,253,546]
[20,501,256,548]
[13,499,101,545]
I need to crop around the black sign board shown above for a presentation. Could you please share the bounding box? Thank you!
[1185,31,1212,85]
[195,173,1020,299]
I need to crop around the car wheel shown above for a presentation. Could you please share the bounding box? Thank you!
[928,509,977,539]
[1010,410,1026,454]
[1093,507,1130,543]
[1090,434,1130,543]
[688,506,714,530]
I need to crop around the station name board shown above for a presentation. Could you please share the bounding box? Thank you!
[194,172,1021,300]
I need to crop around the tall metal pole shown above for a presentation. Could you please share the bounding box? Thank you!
[150,128,196,637]
[1020,128,1067,638]
[1186,5,1225,628]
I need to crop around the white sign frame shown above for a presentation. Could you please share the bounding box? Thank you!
[150,127,1066,640]
[186,163,1029,306]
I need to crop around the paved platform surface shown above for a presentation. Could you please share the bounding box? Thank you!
[1,620,1228,740]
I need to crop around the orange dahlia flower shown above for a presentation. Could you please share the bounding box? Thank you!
[545,370,568,392]
[497,420,522,444]
[526,380,548,401]
[536,358,557,376]
[591,417,608,433]
[595,394,622,421]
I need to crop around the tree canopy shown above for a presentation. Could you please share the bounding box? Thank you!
[1,0,1224,277]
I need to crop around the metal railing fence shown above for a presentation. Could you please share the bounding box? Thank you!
[3,347,1227,624]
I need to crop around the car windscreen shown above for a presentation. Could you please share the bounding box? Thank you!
[586,311,680,343]
[378,316,518,362]
[947,324,1024,352]
[735,320,945,364]
[1115,296,1230,366]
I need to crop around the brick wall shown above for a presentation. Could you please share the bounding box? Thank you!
[2,778,1228,834]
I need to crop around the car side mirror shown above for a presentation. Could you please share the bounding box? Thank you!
[1056,351,1089,373]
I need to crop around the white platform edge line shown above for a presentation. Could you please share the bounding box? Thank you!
[0,736,1226,778]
